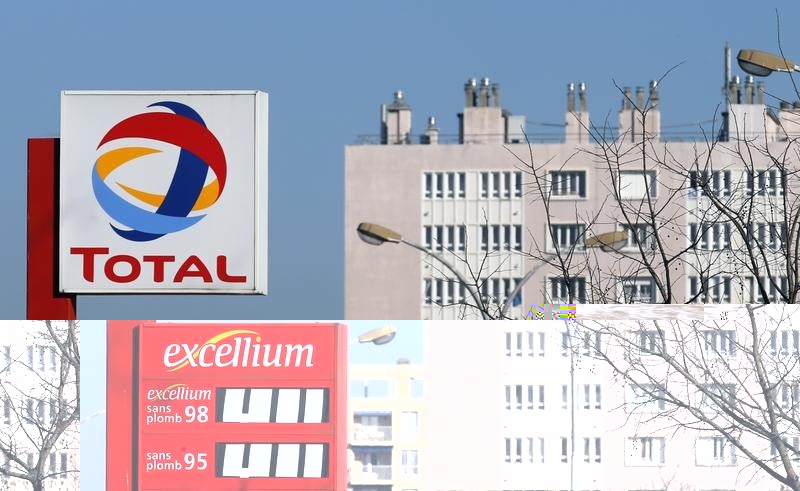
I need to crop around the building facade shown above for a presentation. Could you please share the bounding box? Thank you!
[348,362,424,491]
[420,317,799,491]
[345,69,800,319]
[0,322,79,491]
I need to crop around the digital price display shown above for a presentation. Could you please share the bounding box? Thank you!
[113,322,347,491]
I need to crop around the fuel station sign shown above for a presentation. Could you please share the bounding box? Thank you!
[107,321,348,491]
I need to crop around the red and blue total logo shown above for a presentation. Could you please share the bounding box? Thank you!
[69,101,246,285]
[92,101,226,242]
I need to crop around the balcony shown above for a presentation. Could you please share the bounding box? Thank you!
[350,463,392,482]
[352,424,392,443]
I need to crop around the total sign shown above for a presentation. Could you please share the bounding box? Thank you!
[59,91,268,293]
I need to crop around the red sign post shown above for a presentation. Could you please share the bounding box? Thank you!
[108,321,348,491]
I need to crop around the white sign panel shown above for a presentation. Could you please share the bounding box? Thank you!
[59,91,268,294]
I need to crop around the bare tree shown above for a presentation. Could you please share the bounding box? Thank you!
[508,67,800,305]
[0,321,80,491]
[570,305,800,491]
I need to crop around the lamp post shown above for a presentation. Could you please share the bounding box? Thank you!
[350,325,397,345]
[499,231,629,317]
[356,222,490,319]
[737,49,800,77]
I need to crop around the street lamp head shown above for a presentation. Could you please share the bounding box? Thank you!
[356,222,402,246]
[737,49,798,77]
[584,231,628,252]
[357,325,397,345]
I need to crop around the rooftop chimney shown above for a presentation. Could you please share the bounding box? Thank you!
[744,75,754,104]
[567,83,576,112]
[578,82,587,112]
[422,116,439,145]
[649,80,659,109]
[479,77,490,107]
[491,83,500,108]
[465,78,477,107]
[635,86,645,110]
[622,87,632,110]
[757,82,765,104]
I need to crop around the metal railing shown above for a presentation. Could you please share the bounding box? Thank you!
[350,463,392,480]
[352,424,392,442]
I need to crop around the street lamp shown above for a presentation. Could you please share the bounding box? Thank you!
[352,325,397,345]
[356,222,490,319]
[737,49,800,77]
[499,231,629,317]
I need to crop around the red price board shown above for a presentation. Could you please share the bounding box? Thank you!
[108,321,348,491]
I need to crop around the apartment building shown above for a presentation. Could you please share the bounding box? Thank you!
[0,322,79,490]
[348,361,424,491]
[345,58,800,319]
[421,317,799,491]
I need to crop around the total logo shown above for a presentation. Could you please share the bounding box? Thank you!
[68,101,246,285]
[92,101,227,242]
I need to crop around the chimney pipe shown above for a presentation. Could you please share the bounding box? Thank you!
[622,87,632,110]
[567,83,576,112]
[635,86,645,110]
[757,82,765,104]
[394,90,404,104]
[479,77,490,107]
[578,82,587,112]
[491,83,500,108]
[744,75,754,104]
[465,78,477,107]
[649,80,659,109]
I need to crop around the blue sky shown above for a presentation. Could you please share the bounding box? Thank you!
[80,319,423,491]
[4,1,800,319]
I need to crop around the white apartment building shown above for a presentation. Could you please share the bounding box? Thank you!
[422,316,799,491]
[0,322,79,491]
[345,53,800,319]
[348,361,424,491]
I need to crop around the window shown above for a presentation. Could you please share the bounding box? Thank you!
[424,172,466,199]
[690,223,731,250]
[424,225,466,252]
[562,385,569,409]
[423,278,466,305]
[747,222,787,251]
[505,437,525,464]
[748,276,789,303]
[770,436,800,461]
[550,170,587,198]
[702,330,736,356]
[480,171,522,199]
[480,224,523,251]
[581,384,601,410]
[688,170,731,197]
[550,224,586,252]
[776,383,800,411]
[689,276,732,303]
[747,168,785,196]
[631,329,665,355]
[401,450,418,476]
[1,397,10,424]
[349,379,392,398]
[700,384,736,411]
[60,453,68,475]
[620,223,656,251]
[550,277,586,303]
[562,332,570,357]
[2,346,9,368]
[627,384,666,412]
[621,277,656,303]
[581,332,602,357]
[697,436,736,466]
[400,411,419,440]
[26,346,57,372]
[626,437,665,465]
[561,437,569,463]
[409,379,423,399]
[529,437,545,463]
[583,437,601,463]
[619,170,657,199]
[769,330,800,356]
